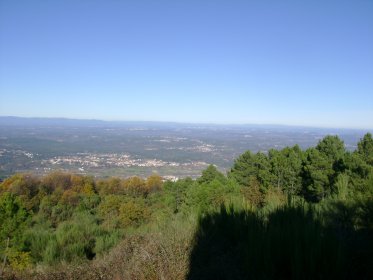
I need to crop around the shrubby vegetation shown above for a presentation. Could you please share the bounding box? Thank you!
[0,133,372,279]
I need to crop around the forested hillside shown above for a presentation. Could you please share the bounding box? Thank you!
[1,134,372,279]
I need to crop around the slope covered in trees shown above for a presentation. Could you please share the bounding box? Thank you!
[0,134,372,279]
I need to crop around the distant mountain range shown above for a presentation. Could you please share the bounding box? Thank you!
[0,116,370,132]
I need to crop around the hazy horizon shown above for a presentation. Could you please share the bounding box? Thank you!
[1,115,372,131]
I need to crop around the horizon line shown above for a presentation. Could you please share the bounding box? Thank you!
[0,115,372,131]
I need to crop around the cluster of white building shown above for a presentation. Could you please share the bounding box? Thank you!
[42,153,209,169]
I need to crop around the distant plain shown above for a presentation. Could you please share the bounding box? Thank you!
[0,117,369,179]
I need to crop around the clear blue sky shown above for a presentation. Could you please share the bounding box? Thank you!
[0,0,372,129]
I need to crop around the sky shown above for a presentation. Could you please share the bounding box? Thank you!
[0,0,372,129]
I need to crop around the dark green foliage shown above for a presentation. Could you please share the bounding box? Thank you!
[228,134,372,202]
[163,177,193,213]
[229,151,272,188]
[229,151,257,186]
[254,153,273,187]
[0,192,31,272]
[342,152,373,194]
[197,165,226,185]
[268,146,303,195]
[302,148,334,201]
[357,133,373,165]
[316,135,345,161]
[0,192,29,253]
[188,203,372,280]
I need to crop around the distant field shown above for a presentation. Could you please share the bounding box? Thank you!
[0,117,369,179]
